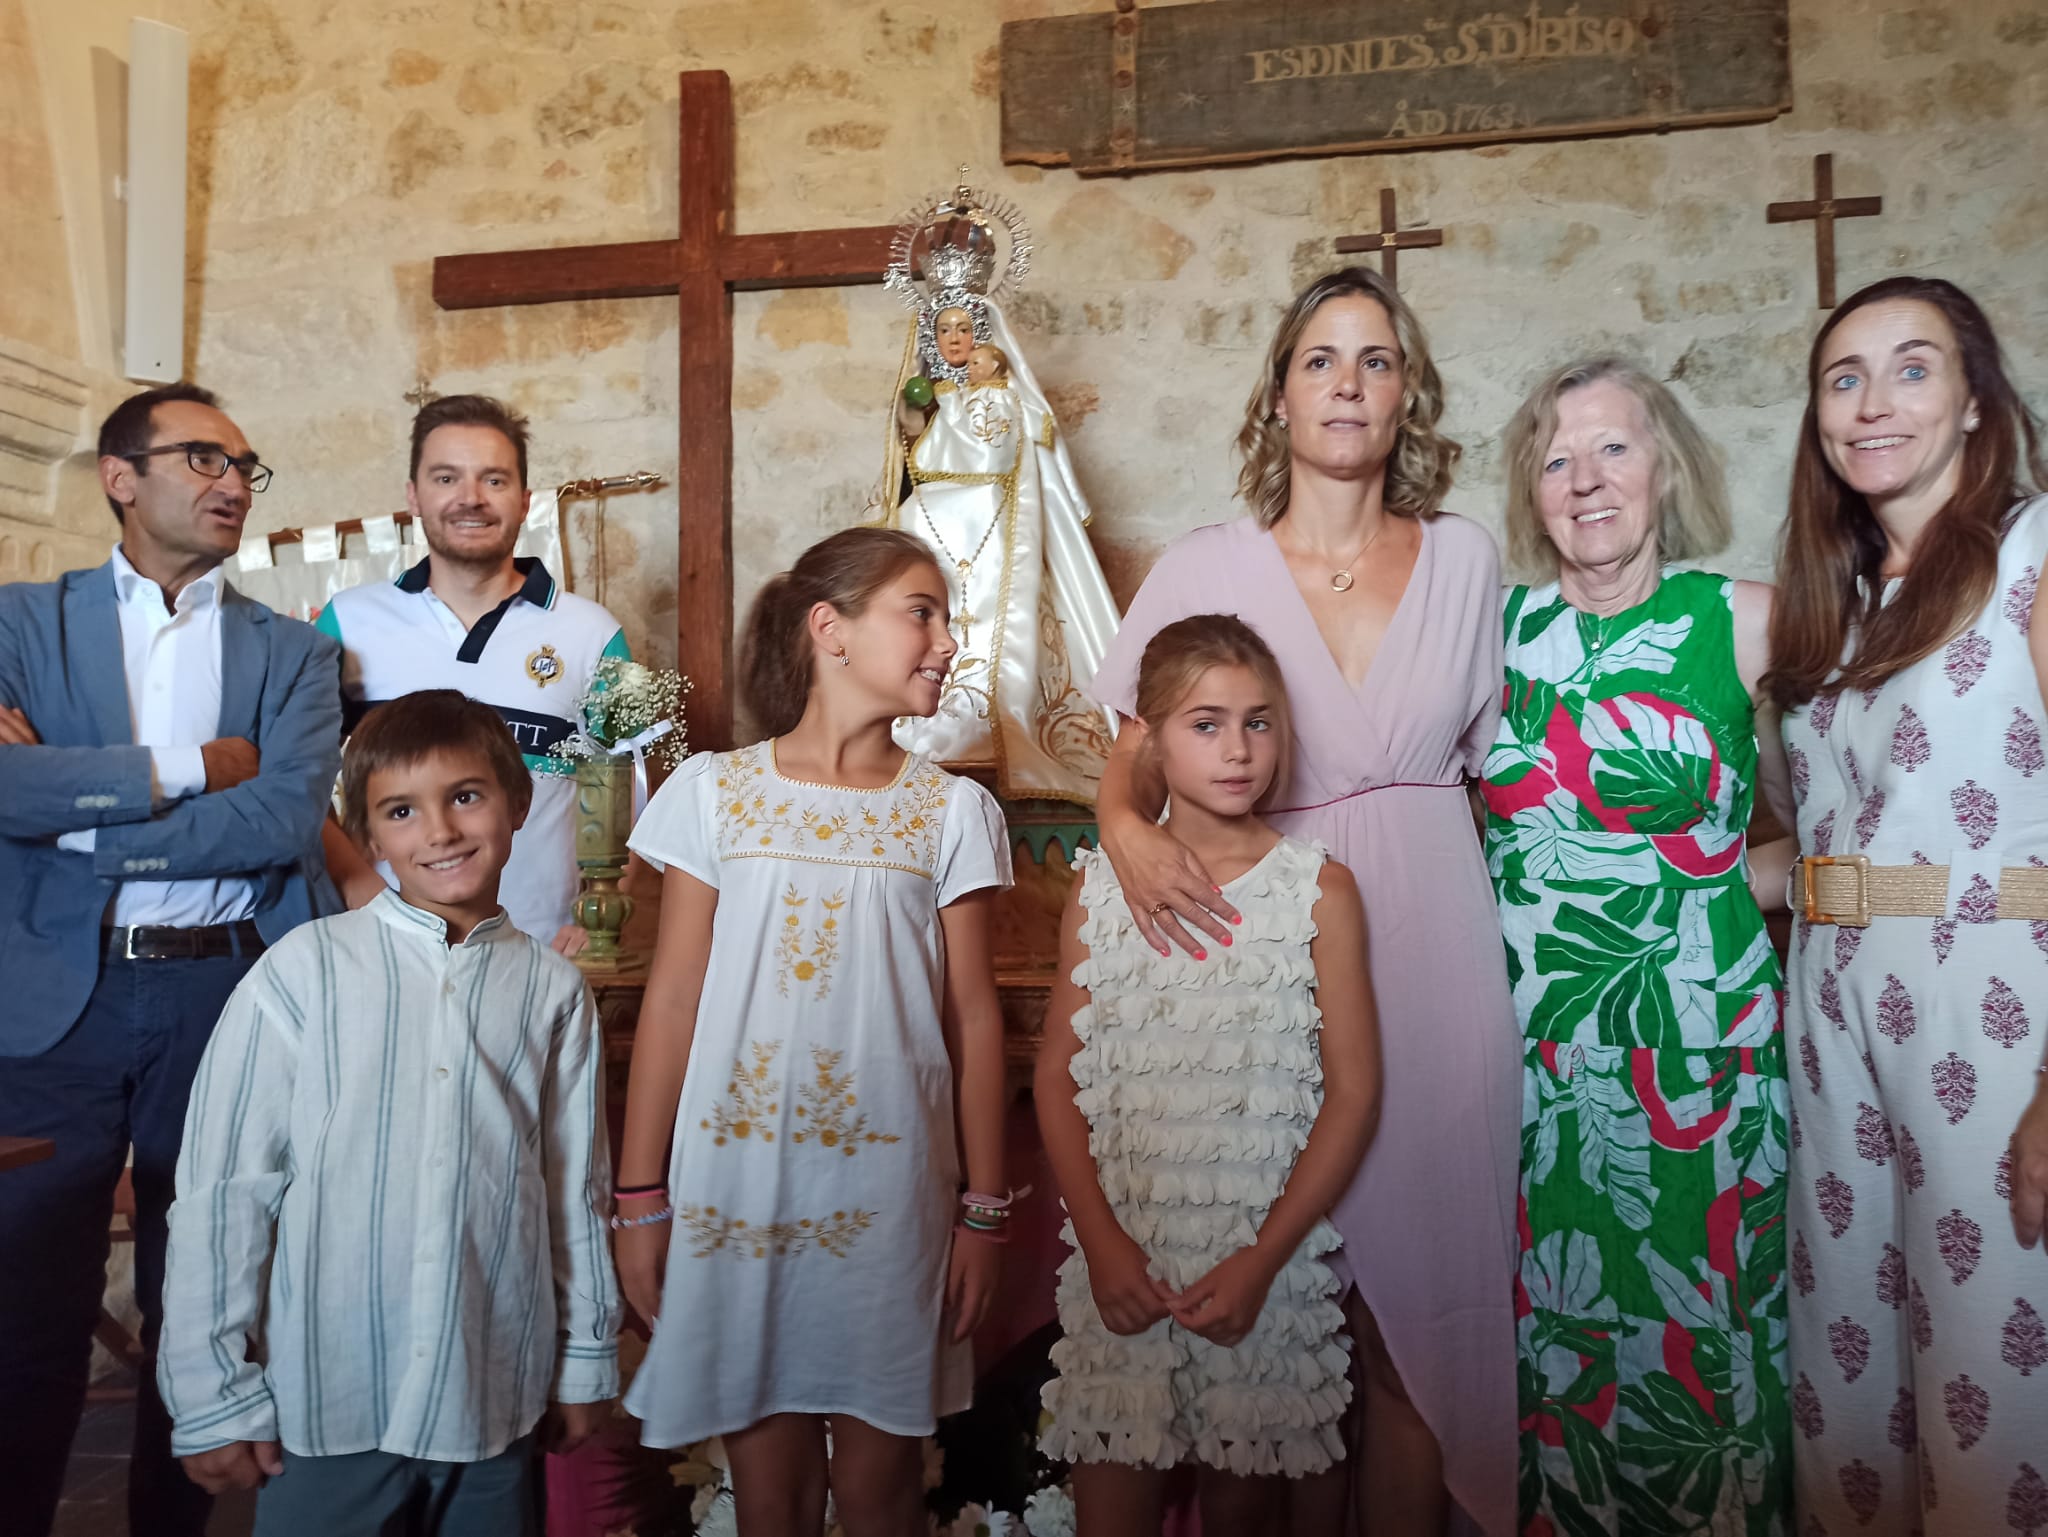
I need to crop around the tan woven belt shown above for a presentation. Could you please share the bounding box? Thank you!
[1801,855,2048,927]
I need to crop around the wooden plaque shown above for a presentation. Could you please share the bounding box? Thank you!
[1002,0,1791,175]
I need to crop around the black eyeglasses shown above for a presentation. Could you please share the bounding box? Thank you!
[123,441,274,493]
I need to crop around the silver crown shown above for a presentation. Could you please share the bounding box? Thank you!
[884,170,1031,385]
[884,168,1031,313]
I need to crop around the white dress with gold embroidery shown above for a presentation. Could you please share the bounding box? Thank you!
[623,742,1012,1445]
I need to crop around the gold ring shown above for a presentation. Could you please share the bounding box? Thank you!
[1146,902,1169,915]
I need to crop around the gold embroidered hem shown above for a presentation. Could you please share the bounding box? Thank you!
[676,1204,874,1260]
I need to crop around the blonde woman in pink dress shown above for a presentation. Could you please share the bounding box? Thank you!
[1088,267,1519,1537]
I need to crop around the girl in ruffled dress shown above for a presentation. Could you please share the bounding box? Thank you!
[1036,614,1382,1534]
[613,528,1013,1534]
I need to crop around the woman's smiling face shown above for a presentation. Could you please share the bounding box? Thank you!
[1815,298,1978,513]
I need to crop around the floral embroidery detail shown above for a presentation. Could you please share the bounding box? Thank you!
[677,1203,874,1259]
[2005,565,2039,634]
[1997,1148,2015,1201]
[1844,746,1864,794]
[713,743,951,875]
[1890,704,1931,771]
[1932,1052,1978,1124]
[1937,1208,1984,1286]
[2003,1298,2048,1376]
[2011,1464,2048,1537]
[1792,1372,1825,1439]
[1793,1230,1816,1295]
[1839,1458,1882,1524]
[1953,779,2000,850]
[701,1042,782,1145]
[2033,920,2048,959]
[1854,788,1887,848]
[1909,1279,1933,1350]
[1944,630,1990,695]
[1809,691,1839,736]
[774,886,846,1000]
[1790,745,1811,800]
[1887,1387,1917,1452]
[1875,1242,1906,1309]
[1943,1373,1989,1449]
[790,1047,900,1156]
[1933,919,1958,965]
[1983,977,2032,1048]
[1896,1125,1926,1191]
[1801,1034,1823,1093]
[1854,1102,1895,1164]
[1817,1171,1855,1238]
[1877,975,1917,1044]
[2007,709,2046,778]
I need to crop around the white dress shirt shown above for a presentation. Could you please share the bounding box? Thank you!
[53,545,258,926]
[158,890,620,1460]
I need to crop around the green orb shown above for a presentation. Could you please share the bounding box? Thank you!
[901,375,935,409]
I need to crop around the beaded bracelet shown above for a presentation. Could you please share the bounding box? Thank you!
[956,1220,1010,1245]
[610,1205,674,1230]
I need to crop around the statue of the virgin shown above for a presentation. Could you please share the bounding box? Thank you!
[870,173,1119,805]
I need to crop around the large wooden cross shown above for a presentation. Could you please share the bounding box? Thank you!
[1333,189,1443,290]
[432,70,895,748]
[1766,153,1883,310]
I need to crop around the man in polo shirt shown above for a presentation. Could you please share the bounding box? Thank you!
[317,395,628,952]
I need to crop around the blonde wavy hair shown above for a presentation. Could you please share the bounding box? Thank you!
[1235,266,1460,529]
[1501,356,1730,579]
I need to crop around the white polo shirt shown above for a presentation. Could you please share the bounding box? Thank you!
[315,558,629,942]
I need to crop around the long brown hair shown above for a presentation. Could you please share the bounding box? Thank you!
[1235,266,1460,528]
[1766,276,2046,708]
[739,527,939,737]
[1135,614,1294,803]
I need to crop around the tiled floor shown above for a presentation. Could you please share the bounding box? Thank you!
[51,1375,254,1537]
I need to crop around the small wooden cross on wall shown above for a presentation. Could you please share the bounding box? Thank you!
[1767,153,1883,310]
[1334,189,1444,289]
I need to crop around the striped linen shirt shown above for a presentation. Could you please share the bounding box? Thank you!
[158,889,620,1461]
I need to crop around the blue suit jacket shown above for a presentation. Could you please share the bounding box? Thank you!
[0,562,344,1057]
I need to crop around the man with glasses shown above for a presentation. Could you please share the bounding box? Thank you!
[0,382,341,1537]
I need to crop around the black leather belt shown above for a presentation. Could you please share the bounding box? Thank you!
[104,922,266,962]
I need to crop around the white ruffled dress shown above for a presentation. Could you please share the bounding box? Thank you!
[1039,837,1351,1477]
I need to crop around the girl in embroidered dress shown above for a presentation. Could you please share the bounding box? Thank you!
[1036,614,1381,1536]
[614,528,1013,1534]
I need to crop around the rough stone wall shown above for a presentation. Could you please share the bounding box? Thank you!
[118,0,2048,729]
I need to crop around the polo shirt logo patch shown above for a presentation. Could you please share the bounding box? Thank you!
[526,644,564,686]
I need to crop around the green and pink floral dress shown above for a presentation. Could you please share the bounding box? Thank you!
[1482,570,1790,1537]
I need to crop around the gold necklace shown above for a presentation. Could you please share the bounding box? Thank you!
[1323,518,1387,593]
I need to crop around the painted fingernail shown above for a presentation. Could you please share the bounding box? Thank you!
[1193,949,1207,961]
[1231,913,1243,925]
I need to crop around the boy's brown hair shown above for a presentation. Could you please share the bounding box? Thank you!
[339,690,533,850]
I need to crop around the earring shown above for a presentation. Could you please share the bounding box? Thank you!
[835,648,849,666]
[1966,416,1980,431]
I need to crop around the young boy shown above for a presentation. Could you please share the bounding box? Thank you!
[157,690,619,1534]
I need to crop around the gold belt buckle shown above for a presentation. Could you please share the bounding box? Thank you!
[1802,854,1872,928]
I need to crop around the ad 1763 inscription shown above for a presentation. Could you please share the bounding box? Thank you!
[1002,0,1791,175]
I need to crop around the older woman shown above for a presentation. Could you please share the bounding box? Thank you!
[1088,267,1519,1536]
[1482,358,1794,1536]
[1771,277,2048,1537]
